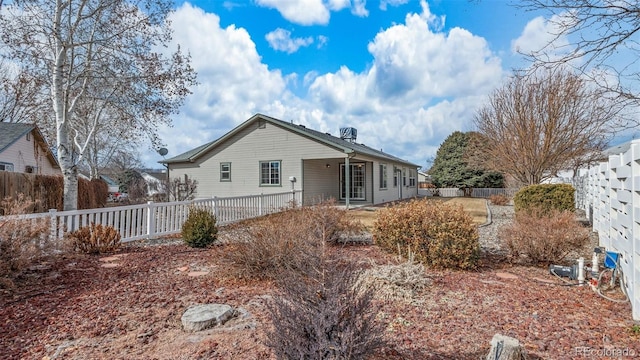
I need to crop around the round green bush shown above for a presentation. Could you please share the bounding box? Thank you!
[181,207,218,248]
[372,199,479,270]
[513,184,575,214]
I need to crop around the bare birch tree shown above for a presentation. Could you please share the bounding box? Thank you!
[517,0,640,103]
[474,70,619,185]
[0,0,196,210]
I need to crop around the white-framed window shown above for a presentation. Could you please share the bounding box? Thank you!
[409,169,416,187]
[260,160,281,186]
[393,167,398,187]
[379,164,387,189]
[0,162,14,171]
[220,162,231,182]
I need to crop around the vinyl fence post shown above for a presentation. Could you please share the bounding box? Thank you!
[212,196,218,220]
[259,193,263,216]
[146,201,154,239]
[48,209,57,241]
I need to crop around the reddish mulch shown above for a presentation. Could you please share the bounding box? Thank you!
[1,243,638,360]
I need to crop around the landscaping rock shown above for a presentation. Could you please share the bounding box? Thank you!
[181,304,234,332]
[486,333,527,360]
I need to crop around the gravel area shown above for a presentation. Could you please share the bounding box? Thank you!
[478,204,514,255]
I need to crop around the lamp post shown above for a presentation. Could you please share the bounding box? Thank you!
[157,148,169,202]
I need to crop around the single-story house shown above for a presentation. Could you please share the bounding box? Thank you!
[0,122,61,175]
[162,113,420,206]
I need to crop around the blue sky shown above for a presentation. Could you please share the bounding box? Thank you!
[148,0,573,168]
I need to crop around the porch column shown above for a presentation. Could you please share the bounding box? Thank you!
[345,156,350,209]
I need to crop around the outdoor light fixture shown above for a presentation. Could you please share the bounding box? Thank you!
[326,163,331,168]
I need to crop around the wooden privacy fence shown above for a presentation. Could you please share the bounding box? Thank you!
[1,190,301,243]
[418,187,519,198]
[575,139,640,321]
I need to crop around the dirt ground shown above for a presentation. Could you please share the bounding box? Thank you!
[2,201,639,360]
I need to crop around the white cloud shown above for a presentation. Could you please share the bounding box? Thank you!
[255,0,367,25]
[144,2,506,171]
[265,28,314,54]
[380,0,410,11]
[511,14,572,60]
[149,3,288,163]
[256,0,331,25]
[351,0,369,17]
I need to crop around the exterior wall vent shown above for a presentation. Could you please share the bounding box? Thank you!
[339,127,357,143]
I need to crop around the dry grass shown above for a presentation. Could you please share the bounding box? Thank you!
[350,197,488,230]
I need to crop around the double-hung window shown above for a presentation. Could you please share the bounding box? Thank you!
[260,160,281,186]
[379,164,387,189]
[220,162,231,182]
[393,167,398,187]
[409,170,416,187]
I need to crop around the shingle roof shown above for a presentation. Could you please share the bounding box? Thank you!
[162,113,419,167]
[0,122,34,153]
[0,122,60,168]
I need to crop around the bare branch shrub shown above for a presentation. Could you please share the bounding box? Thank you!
[0,195,54,287]
[488,194,510,206]
[265,258,386,360]
[499,207,589,265]
[68,223,121,254]
[360,249,431,304]
[226,200,364,279]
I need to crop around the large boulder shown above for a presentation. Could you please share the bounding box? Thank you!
[181,304,234,332]
[486,333,527,360]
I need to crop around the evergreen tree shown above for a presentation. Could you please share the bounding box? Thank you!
[429,131,503,194]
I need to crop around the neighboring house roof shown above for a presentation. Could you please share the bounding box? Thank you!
[162,113,419,167]
[0,122,60,168]
[602,141,632,157]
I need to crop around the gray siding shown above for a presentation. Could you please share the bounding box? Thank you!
[170,122,345,199]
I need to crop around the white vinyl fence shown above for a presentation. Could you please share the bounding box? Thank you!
[418,187,519,198]
[575,140,640,320]
[1,190,301,243]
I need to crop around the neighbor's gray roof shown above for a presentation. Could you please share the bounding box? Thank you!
[0,122,60,168]
[602,141,632,157]
[0,122,33,153]
[162,113,419,167]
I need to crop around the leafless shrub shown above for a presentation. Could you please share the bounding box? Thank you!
[265,257,386,360]
[500,207,589,265]
[226,200,365,280]
[489,194,509,206]
[0,195,55,288]
[360,251,431,304]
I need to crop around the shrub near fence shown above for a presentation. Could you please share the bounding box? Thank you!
[0,172,108,212]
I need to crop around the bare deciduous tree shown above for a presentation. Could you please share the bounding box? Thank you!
[168,175,197,202]
[0,60,47,124]
[518,0,640,103]
[474,70,619,185]
[0,0,196,210]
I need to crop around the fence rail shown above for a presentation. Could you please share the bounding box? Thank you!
[1,190,302,243]
[575,140,640,321]
[418,187,519,198]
